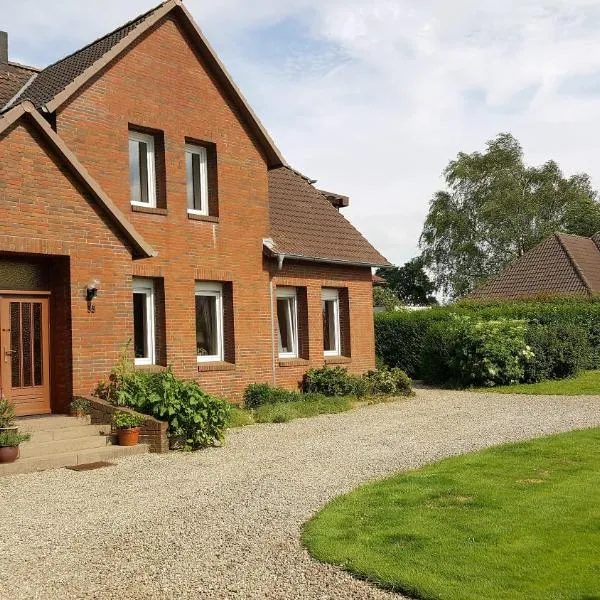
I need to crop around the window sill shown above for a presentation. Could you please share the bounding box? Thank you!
[197,361,235,372]
[278,358,309,368]
[188,213,219,223]
[324,356,352,365]
[132,205,168,216]
[135,364,168,373]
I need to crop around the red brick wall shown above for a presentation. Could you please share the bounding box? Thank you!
[0,120,134,410]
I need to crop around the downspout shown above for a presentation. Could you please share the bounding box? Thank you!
[264,239,286,386]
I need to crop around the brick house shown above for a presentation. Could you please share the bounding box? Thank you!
[0,1,389,417]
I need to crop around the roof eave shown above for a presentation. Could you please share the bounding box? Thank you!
[264,245,390,269]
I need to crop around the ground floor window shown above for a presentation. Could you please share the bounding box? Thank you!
[276,287,298,358]
[322,288,341,356]
[196,282,224,362]
[133,278,155,365]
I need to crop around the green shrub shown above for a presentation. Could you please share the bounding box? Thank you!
[0,398,16,429]
[524,323,592,382]
[70,397,91,416]
[303,366,363,397]
[363,367,414,396]
[421,315,534,387]
[112,410,145,429]
[0,430,30,447]
[96,365,230,450]
[243,383,304,407]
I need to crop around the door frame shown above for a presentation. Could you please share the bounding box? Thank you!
[0,291,52,416]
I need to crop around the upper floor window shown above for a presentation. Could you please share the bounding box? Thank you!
[129,131,156,207]
[322,288,341,356]
[186,144,208,215]
[276,287,298,358]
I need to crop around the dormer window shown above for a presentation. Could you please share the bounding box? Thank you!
[129,131,156,207]
[186,144,208,215]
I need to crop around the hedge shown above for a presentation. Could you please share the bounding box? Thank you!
[375,298,600,380]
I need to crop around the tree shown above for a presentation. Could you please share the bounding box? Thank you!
[373,285,403,312]
[420,133,600,299]
[377,257,437,306]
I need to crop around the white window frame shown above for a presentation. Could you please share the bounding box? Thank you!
[322,288,341,357]
[133,278,156,366]
[276,287,299,359]
[185,144,209,216]
[195,282,224,363]
[129,131,157,208]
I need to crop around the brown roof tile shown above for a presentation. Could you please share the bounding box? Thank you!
[0,62,37,108]
[468,232,600,300]
[268,167,389,267]
[12,2,167,109]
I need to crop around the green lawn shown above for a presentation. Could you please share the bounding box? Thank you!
[485,370,600,395]
[302,428,600,600]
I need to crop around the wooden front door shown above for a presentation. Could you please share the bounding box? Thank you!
[0,296,51,416]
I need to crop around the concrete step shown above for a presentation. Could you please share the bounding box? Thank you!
[24,424,110,444]
[18,415,91,432]
[0,443,149,477]
[19,434,111,459]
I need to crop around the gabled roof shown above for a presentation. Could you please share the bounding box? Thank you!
[468,232,600,300]
[267,167,390,268]
[5,0,286,168]
[0,102,156,259]
[0,62,38,108]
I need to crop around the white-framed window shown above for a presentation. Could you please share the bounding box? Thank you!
[186,144,209,215]
[322,288,341,356]
[196,282,224,362]
[129,131,156,207]
[133,278,155,365]
[276,287,299,358]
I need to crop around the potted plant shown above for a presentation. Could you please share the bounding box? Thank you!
[0,430,31,463]
[0,396,17,434]
[113,411,144,446]
[70,397,91,419]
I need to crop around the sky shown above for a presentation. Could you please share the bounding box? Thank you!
[4,0,600,267]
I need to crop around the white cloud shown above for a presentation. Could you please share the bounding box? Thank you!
[4,0,600,265]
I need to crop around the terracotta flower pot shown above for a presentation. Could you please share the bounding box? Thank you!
[0,445,19,463]
[117,427,140,446]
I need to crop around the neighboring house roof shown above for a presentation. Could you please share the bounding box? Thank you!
[267,167,390,268]
[0,102,156,259]
[468,232,600,300]
[5,0,286,168]
[372,274,387,286]
[0,62,38,108]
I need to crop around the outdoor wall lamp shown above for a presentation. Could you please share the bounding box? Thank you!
[86,280,100,313]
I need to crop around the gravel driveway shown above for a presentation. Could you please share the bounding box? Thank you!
[1,388,599,600]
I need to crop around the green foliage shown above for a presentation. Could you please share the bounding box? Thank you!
[486,369,600,395]
[376,298,600,384]
[420,133,600,298]
[373,286,403,312]
[112,410,145,429]
[243,383,306,408]
[524,323,592,382]
[377,257,437,305]
[253,396,354,423]
[421,315,533,387]
[303,366,364,397]
[303,428,600,600]
[0,398,16,429]
[95,350,230,450]
[0,430,30,447]
[362,367,414,396]
[70,397,91,416]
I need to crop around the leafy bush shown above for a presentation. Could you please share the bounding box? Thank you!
[0,398,16,429]
[112,410,145,429]
[421,315,534,387]
[70,397,91,416]
[243,383,304,408]
[303,366,364,397]
[96,362,230,450]
[524,323,592,382]
[376,298,600,383]
[363,367,414,396]
[0,430,30,447]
